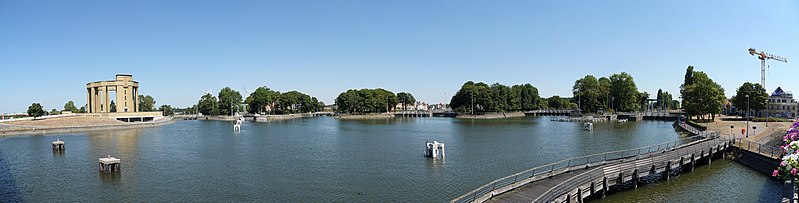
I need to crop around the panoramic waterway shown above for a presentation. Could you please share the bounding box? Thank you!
[0,116,779,202]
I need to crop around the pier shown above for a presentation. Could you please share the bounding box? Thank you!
[524,110,575,116]
[451,119,783,203]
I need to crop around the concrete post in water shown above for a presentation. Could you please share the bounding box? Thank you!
[618,172,624,185]
[425,141,445,159]
[51,140,65,151]
[690,154,696,171]
[98,155,121,173]
[680,157,685,170]
[577,188,583,203]
[602,177,608,197]
[233,119,242,132]
[590,181,596,195]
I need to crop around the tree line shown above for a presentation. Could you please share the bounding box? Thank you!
[573,72,646,113]
[193,86,325,116]
[449,81,542,113]
[25,94,170,118]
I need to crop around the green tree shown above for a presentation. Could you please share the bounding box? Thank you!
[27,103,45,118]
[217,87,243,116]
[680,69,725,121]
[158,105,174,116]
[334,88,397,114]
[450,81,492,113]
[638,91,650,111]
[138,95,156,111]
[489,83,511,112]
[598,77,611,111]
[78,106,86,113]
[396,92,416,111]
[573,75,601,112]
[245,86,280,114]
[546,96,577,109]
[198,93,218,115]
[655,89,675,109]
[63,101,79,113]
[49,109,60,115]
[731,82,768,116]
[609,72,640,112]
[110,100,117,112]
[513,84,540,111]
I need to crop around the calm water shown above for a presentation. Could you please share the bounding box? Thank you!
[0,116,779,202]
[594,159,784,202]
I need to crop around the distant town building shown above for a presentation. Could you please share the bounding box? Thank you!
[765,87,798,118]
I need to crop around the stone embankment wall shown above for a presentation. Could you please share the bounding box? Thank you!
[0,117,175,138]
[455,112,525,119]
[335,113,395,119]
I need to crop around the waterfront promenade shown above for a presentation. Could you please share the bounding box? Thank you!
[453,120,782,203]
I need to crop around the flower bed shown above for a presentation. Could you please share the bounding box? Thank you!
[774,120,799,179]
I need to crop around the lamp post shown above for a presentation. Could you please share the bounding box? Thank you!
[470,92,475,116]
[746,94,750,138]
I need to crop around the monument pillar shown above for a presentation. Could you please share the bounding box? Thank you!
[91,87,98,113]
[104,86,110,113]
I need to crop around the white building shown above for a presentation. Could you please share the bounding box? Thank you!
[765,87,798,118]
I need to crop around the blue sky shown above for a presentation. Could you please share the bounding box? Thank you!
[1,0,797,113]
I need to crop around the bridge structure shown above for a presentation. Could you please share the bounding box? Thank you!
[451,120,783,203]
[524,110,575,116]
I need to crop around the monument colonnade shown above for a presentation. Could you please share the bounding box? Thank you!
[86,74,139,113]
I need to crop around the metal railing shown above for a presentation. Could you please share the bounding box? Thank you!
[731,138,782,159]
[675,120,704,135]
[450,133,718,203]
[537,137,730,202]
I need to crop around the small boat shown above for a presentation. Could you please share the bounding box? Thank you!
[584,122,593,131]
[618,119,628,123]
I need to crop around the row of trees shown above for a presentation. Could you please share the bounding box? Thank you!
[195,86,325,116]
[573,72,650,112]
[654,89,679,109]
[679,66,726,121]
[245,87,325,115]
[449,81,542,113]
[26,94,170,118]
[335,88,400,114]
[198,87,243,116]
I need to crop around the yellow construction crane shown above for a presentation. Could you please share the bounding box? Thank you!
[748,48,787,89]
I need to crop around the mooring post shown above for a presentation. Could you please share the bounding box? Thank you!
[690,154,695,172]
[577,188,583,203]
[618,172,624,185]
[650,164,656,175]
[680,157,685,169]
[632,169,639,188]
[665,161,671,181]
[708,147,713,165]
[602,176,608,198]
[590,181,596,195]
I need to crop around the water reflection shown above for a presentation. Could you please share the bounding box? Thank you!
[100,172,121,182]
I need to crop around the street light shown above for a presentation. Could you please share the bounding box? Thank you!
[746,94,750,138]
[470,92,475,116]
